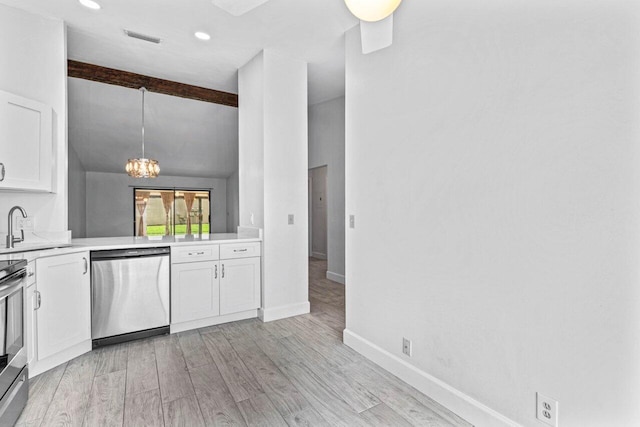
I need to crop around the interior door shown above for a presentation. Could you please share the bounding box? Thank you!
[310,166,328,259]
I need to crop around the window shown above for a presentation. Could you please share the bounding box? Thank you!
[134,188,211,236]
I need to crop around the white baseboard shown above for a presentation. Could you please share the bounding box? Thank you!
[343,329,521,427]
[326,271,345,285]
[30,339,92,378]
[170,310,258,334]
[259,301,310,322]
[311,252,327,260]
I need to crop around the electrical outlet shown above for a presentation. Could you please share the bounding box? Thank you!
[349,215,355,229]
[288,214,294,225]
[536,392,558,427]
[402,338,412,356]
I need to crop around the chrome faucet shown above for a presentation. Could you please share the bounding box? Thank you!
[6,206,27,249]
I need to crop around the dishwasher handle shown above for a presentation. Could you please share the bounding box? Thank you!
[91,247,170,261]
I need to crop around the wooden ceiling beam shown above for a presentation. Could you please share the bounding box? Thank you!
[68,60,238,108]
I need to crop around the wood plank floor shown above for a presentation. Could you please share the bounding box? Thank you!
[16,258,471,427]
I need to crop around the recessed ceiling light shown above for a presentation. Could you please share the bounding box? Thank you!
[79,0,101,10]
[194,31,211,41]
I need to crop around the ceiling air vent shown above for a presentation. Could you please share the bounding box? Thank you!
[124,30,161,44]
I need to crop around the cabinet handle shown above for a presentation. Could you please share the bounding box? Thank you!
[233,249,248,253]
[215,264,218,279]
[222,264,225,278]
[35,290,41,310]
[83,257,88,275]
[188,252,205,256]
[0,163,4,182]
[27,271,34,278]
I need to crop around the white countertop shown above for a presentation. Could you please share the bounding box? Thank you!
[0,233,261,262]
[72,233,260,249]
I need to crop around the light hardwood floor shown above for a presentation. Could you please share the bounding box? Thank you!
[16,258,471,426]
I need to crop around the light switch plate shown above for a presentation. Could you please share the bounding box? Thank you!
[402,338,412,356]
[288,214,294,225]
[349,215,355,229]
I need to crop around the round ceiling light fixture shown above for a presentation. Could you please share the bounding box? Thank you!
[344,0,402,22]
[78,0,101,10]
[194,31,211,41]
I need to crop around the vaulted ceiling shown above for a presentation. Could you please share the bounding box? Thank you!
[0,0,358,177]
[0,0,357,104]
[68,78,239,178]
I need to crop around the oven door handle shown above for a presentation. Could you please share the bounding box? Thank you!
[0,270,26,299]
[0,371,26,416]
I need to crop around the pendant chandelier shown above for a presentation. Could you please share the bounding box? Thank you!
[126,87,160,178]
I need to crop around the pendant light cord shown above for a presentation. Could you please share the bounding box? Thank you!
[141,87,146,158]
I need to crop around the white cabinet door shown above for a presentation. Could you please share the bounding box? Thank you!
[0,90,53,192]
[220,257,261,315]
[35,252,90,361]
[171,261,220,323]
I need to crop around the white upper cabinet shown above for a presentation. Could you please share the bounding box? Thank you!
[0,90,54,192]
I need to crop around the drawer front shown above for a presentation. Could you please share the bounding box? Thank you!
[220,242,261,260]
[172,245,219,264]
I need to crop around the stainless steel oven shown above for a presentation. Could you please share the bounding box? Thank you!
[0,259,28,426]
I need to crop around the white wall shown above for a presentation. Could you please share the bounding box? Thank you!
[344,1,640,426]
[239,52,265,229]
[226,169,239,232]
[68,145,86,238]
[85,171,227,237]
[0,5,67,234]
[309,97,346,282]
[239,49,310,321]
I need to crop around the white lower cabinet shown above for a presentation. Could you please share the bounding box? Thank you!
[220,257,261,315]
[31,251,91,376]
[171,261,220,323]
[170,242,261,331]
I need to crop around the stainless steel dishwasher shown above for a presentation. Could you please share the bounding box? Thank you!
[91,247,170,348]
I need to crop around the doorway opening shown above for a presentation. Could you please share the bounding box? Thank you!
[308,166,328,260]
[133,187,211,236]
[307,165,344,333]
